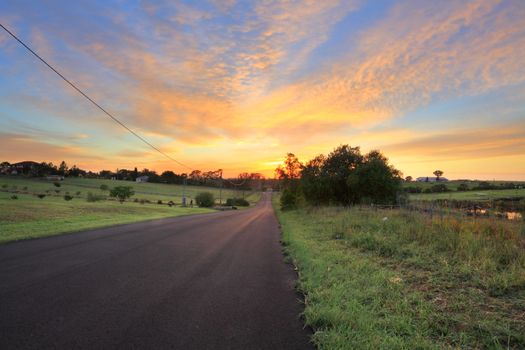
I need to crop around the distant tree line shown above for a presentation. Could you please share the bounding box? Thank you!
[0,160,267,191]
[275,145,403,209]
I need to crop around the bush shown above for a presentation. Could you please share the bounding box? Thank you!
[22,186,28,191]
[109,186,135,203]
[430,184,449,193]
[53,182,61,187]
[64,195,73,201]
[37,194,46,199]
[1,184,7,189]
[76,191,81,196]
[475,181,495,190]
[457,183,469,191]
[167,200,175,207]
[11,195,18,200]
[86,192,105,202]
[100,184,109,191]
[54,190,61,194]
[195,192,215,207]
[404,186,422,194]
[280,188,298,210]
[226,198,250,207]
[157,200,163,205]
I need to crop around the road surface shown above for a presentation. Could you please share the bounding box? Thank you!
[0,192,313,349]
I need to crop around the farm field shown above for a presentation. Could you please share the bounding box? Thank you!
[0,176,260,204]
[403,180,525,191]
[0,176,261,244]
[410,188,525,201]
[273,196,525,349]
[0,191,213,244]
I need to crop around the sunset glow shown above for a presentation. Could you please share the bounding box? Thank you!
[1,0,524,179]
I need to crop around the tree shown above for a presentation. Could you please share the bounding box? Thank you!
[275,153,302,188]
[405,176,413,182]
[349,150,402,204]
[322,145,364,205]
[195,192,215,207]
[109,186,135,203]
[433,170,444,181]
[58,161,68,176]
[300,154,331,205]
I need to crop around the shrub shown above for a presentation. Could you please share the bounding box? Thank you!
[157,200,163,205]
[100,184,109,191]
[226,198,250,207]
[195,192,215,207]
[140,199,145,204]
[53,182,61,187]
[64,195,73,201]
[167,200,175,207]
[109,186,135,203]
[431,184,449,193]
[37,194,46,199]
[280,188,298,210]
[457,183,469,192]
[404,186,422,194]
[1,184,7,189]
[54,190,61,194]
[76,191,81,196]
[11,195,18,200]
[22,186,28,191]
[86,192,105,202]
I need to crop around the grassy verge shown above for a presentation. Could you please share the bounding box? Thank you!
[273,196,525,349]
[0,191,212,244]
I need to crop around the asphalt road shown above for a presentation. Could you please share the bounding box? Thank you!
[0,192,313,349]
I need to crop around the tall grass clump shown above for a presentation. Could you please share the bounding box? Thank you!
[275,197,525,349]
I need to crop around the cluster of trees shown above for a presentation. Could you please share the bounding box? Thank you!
[275,145,403,209]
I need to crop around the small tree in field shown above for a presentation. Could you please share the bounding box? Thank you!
[195,192,215,207]
[433,170,444,181]
[109,186,135,203]
[405,176,413,182]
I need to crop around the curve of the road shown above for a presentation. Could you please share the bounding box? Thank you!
[0,192,313,349]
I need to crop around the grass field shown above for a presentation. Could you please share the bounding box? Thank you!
[0,191,213,244]
[404,180,525,191]
[0,176,260,204]
[410,188,525,201]
[273,197,525,349]
[0,176,260,244]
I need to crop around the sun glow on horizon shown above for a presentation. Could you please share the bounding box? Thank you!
[1,0,524,180]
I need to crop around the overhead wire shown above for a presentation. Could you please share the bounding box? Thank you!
[1,22,250,186]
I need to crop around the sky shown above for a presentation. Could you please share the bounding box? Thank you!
[0,0,524,180]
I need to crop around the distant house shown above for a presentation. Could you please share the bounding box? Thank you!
[136,176,149,183]
[12,161,40,175]
[416,176,449,182]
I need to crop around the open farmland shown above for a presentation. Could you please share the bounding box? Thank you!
[0,176,260,244]
[0,176,260,204]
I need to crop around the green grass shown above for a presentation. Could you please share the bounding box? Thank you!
[273,196,525,349]
[410,188,525,201]
[0,176,260,205]
[0,191,213,244]
[404,180,525,191]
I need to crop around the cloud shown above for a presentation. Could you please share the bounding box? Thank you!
[1,0,524,178]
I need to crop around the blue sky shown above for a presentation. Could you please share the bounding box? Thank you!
[1,0,524,179]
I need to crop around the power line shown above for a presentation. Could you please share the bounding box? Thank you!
[0,22,193,171]
[1,22,252,187]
